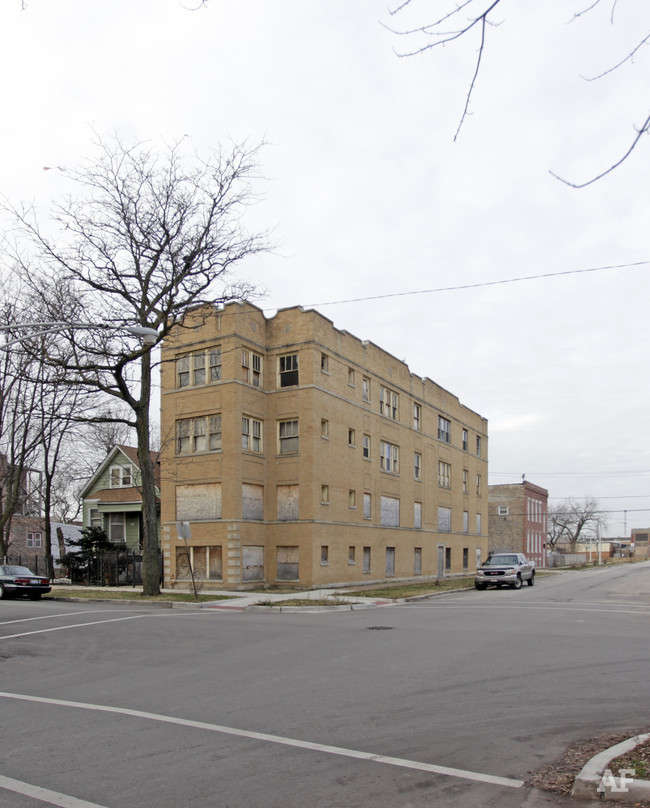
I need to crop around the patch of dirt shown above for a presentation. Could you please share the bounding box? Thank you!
[529,729,650,807]
[610,736,650,779]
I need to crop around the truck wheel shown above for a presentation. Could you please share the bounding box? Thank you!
[475,582,487,591]
[512,575,522,590]
[527,573,535,586]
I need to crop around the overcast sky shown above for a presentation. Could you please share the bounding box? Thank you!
[2,0,649,535]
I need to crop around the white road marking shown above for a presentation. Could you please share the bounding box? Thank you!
[0,773,109,808]
[0,691,523,790]
[0,614,147,640]
[0,610,121,627]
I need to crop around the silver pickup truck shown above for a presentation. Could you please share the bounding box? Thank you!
[475,552,535,590]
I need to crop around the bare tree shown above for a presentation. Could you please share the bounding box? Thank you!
[385,1,650,186]
[6,134,269,595]
[547,496,607,551]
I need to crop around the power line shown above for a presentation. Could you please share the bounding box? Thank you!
[298,260,649,309]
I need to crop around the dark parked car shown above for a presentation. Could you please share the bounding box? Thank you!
[0,565,51,600]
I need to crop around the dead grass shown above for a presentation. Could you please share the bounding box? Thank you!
[46,587,233,603]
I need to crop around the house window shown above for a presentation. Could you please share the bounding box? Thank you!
[348,368,355,386]
[89,508,101,528]
[349,489,356,508]
[438,506,452,532]
[109,513,125,543]
[362,376,370,402]
[362,434,371,459]
[414,501,422,529]
[27,532,42,548]
[413,403,422,431]
[176,546,223,580]
[462,469,469,494]
[476,436,482,457]
[476,474,482,496]
[462,429,468,451]
[463,510,469,533]
[278,420,299,454]
[321,419,329,439]
[380,441,399,473]
[279,353,299,387]
[110,465,132,488]
[320,353,329,372]
[242,417,262,453]
[321,545,329,565]
[349,546,356,565]
[209,348,222,381]
[363,546,371,573]
[498,505,509,516]
[414,547,422,575]
[277,546,299,581]
[363,493,371,520]
[438,461,451,489]
[379,386,399,420]
[438,416,451,443]
[445,547,452,571]
[177,349,221,388]
[321,485,329,504]
[414,452,422,480]
[348,428,355,447]
[241,349,261,386]
[177,415,221,454]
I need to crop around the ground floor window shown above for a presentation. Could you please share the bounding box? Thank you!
[277,546,299,580]
[109,513,125,543]
[463,547,469,569]
[445,547,452,571]
[175,545,223,580]
[363,546,371,573]
[414,547,422,575]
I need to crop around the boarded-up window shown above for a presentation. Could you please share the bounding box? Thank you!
[175,545,222,580]
[276,546,299,580]
[242,484,264,520]
[414,502,422,529]
[176,483,222,521]
[438,506,451,532]
[414,547,422,574]
[380,496,400,527]
[277,485,299,521]
[243,546,264,581]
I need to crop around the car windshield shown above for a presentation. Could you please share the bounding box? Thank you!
[485,555,518,566]
[1,565,35,576]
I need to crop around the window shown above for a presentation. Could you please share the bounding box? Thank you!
[463,548,469,570]
[362,434,371,459]
[177,415,221,454]
[476,474,482,496]
[414,452,422,480]
[348,546,356,565]
[380,441,399,473]
[462,429,468,451]
[348,489,356,508]
[363,546,371,573]
[445,547,452,571]
[241,349,261,386]
[413,403,422,431]
[438,416,451,443]
[277,485,299,521]
[110,465,132,488]
[462,469,469,495]
[89,508,101,528]
[321,484,329,504]
[414,501,422,529]
[380,496,400,527]
[438,506,451,532]
[27,532,42,548]
[498,505,509,516]
[362,376,370,402]
[320,353,329,372]
[363,492,372,519]
[414,547,422,575]
[277,546,299,580]
[177,349,221,388]
[348,368,355,386]
[279,353,299,387]
[242,417,262,453]
[476,513,482,534]
[279,420,299,454]
[321,419,329,439]
[321,545,329,565]
[476,435,482,457]
[176,546,223,580]
[109,512,125,543]
[438,461,451,489]
[348,428,355,447]
[463,510,469,533]
[379,386,399,420]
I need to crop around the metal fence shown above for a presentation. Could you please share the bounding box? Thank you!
[7,550,162,587]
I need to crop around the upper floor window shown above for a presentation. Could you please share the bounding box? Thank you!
[498,505,509,516]
[462,469,469,495]
[380,441,399,474]
[413,403,422,431]
[27,532,42,548]
[476,436,482,457]
[363,434,371,460]
[242,417,263,453]
[241,349,262,386]
[476,473,482,497]
[414,452,422,480]
[177,348,221,388]
[348,368,355,386]
[438,461,451,489]
[320,353,329,372]
[177,415,222,454]
[279,353,299,387]
[278,419,299,454]
[362,376,370,402]
[462,429,468,451]
[379,386,399,420]
[110,465,132,488]
[438,416,451,444]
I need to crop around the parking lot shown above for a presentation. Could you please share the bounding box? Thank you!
[1,562,649,808]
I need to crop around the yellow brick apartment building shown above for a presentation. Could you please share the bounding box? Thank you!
[160,302,488,589]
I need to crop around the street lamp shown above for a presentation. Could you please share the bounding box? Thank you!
[0,322,158,351]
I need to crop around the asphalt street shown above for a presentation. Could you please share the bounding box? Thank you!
[1,562,649,808]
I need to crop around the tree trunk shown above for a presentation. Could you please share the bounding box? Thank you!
[136,350,160,596]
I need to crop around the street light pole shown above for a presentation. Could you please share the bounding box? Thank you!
[0,322,158,351]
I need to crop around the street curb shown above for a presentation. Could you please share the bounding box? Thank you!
[46,596,208,609]
[572,733,650,801]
